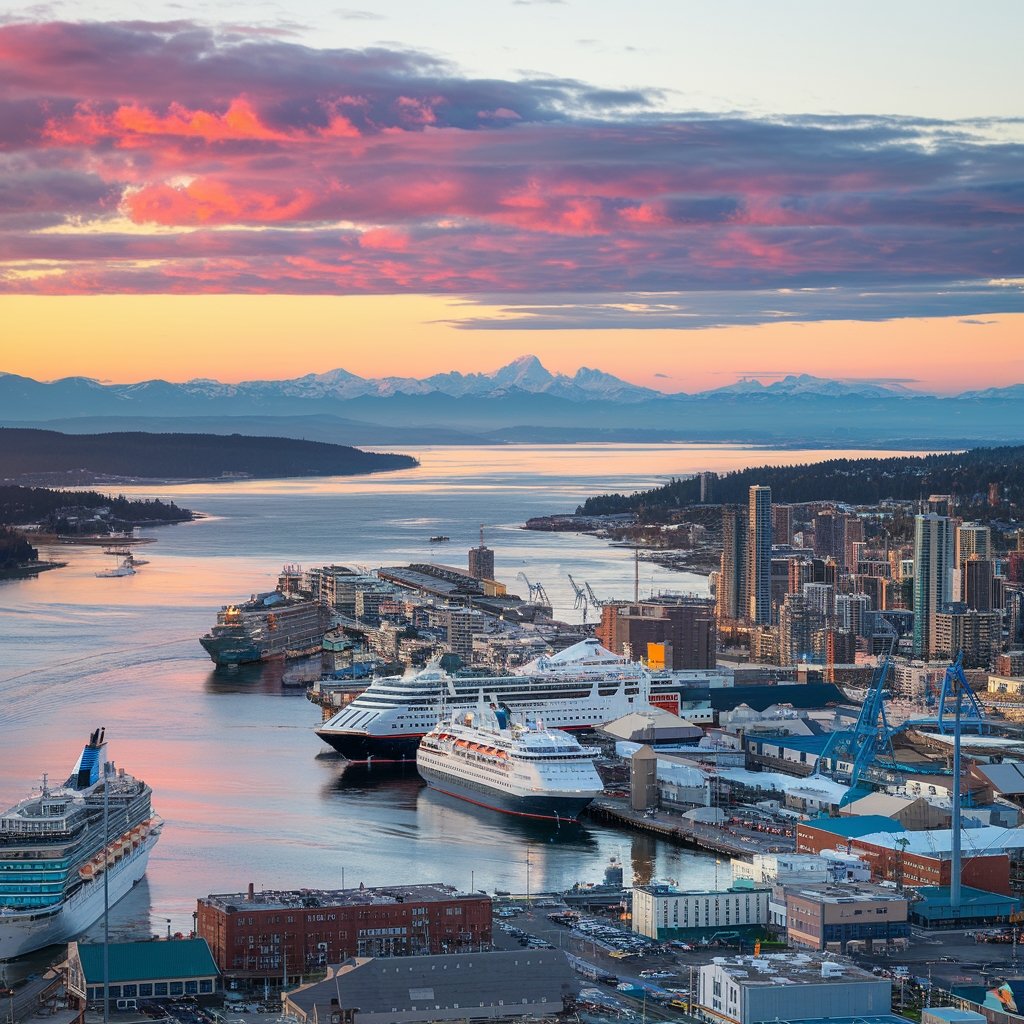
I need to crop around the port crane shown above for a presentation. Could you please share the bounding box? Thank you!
[515,572,550,607]
[584,582,604,609]
[566,574,590,623]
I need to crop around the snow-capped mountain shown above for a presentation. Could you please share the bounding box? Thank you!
[171,356,662,403]
[702,373,925,399]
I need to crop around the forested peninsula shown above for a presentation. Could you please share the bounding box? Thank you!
[0,428,418,484]
[578,445,1024,517]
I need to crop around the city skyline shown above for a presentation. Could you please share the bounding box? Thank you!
[1,8,1022,389]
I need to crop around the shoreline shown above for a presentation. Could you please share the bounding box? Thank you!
[0,560,68,580]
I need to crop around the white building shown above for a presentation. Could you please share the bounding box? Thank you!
[633,885,770,940]
[698,952,891,1024]
[731,853,830,887]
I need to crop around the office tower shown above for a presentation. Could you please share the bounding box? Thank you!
[779,593,819,665]
[468,525,495,580]
[597,597,717,669]
[718,505,747,620]
[812,509,845,564]
[853,574,884,611]
[1006,587,1024,648]
[747,485,772,625]
[913,513,953,659]
[844,517,864,573]
[699,471,716,503]
[772,504,793,546]
[961,555,995,612]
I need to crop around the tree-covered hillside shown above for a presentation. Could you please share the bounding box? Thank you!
[0,428,418,481]
[578,446,1024,516]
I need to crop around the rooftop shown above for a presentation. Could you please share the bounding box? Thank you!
[785,883,908,905]
[74,939,219,983]
[801,816,905,839]
[637,884,770,898]
[201,883,481,913]
[706,952,881,986]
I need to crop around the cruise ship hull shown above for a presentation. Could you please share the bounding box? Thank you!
[417,763,594,821]
[0,831,158,961]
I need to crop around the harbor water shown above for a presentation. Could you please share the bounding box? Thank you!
[0,443,922,952]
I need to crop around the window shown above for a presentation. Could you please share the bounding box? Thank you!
[170,983,184,996]
[154,984,168,996]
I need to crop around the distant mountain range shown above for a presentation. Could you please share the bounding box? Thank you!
[3,359,1024,447]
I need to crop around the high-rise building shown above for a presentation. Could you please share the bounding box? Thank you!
[962,555,995,612]
[1005,587,1024,649]
[926,494,953,517]
[802,582,835,618]
[956,523,992,563]
[989,482,1002,508]
[779,593,820,665]
[835,592,872,639]
[718,505,747,621]
[844,517,865,574]
[912,513,953,659]
[1017,529,1024,553]
[933,605,1000,669]
[747,485,772,625]
[772,504,793,546]
[597,597,717,669]
[788,558,813,595]
[812,509,845,565]
[467,525,495,580]
[699,471,717,503]
[446,607,476,663]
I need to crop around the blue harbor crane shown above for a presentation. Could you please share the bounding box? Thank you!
[935,653,987,736]
[813,622,900,806]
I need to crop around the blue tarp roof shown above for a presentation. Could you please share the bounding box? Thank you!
[803,815,904,838]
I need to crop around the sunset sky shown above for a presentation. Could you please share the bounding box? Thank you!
[1,3,1022,392]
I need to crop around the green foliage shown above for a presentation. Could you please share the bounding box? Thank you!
[0,485,192,528]
[0,524,37,569]
[578,446,1024,516]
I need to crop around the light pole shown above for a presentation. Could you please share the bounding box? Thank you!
[102,759,110,1024]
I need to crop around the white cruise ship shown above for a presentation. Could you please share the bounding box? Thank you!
[0,730,161,960]
[315,638,650,761]
[417,701,603,820]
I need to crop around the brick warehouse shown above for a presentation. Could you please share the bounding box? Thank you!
[796,821,1011,895]
[197,883,492,979]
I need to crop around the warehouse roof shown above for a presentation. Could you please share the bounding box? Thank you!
[801,816,904,839]
[74,939,219,984]
[285,950,575,1020]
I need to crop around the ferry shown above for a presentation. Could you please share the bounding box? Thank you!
[0,730,161,960]
[315,638,651,761]
[416,700,603,820]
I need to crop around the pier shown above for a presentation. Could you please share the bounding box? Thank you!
[585,798,795,859]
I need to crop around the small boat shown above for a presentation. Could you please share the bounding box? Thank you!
[429,535,450,543]
[96,556,136,578]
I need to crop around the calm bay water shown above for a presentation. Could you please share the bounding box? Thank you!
[0,443,923,955]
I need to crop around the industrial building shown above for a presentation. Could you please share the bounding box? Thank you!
[697,952,891,1024]
[784,884,909,952]
[282,950,575,1024]
[632,884,770,941]
[197,884,491,979]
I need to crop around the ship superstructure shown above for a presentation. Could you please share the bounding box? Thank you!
[199,589,333,667]
[417,700,604,820]
[0,729,161,960]
[315,638,650,761]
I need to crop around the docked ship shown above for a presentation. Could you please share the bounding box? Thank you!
[417,701,603,820]
[0,729,162,960]
[199,590,333,667]
[316,638,652,761]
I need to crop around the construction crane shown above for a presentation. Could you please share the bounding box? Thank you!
[566,574,590,623]
[814,620,899,806]
[516,572,550,607]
